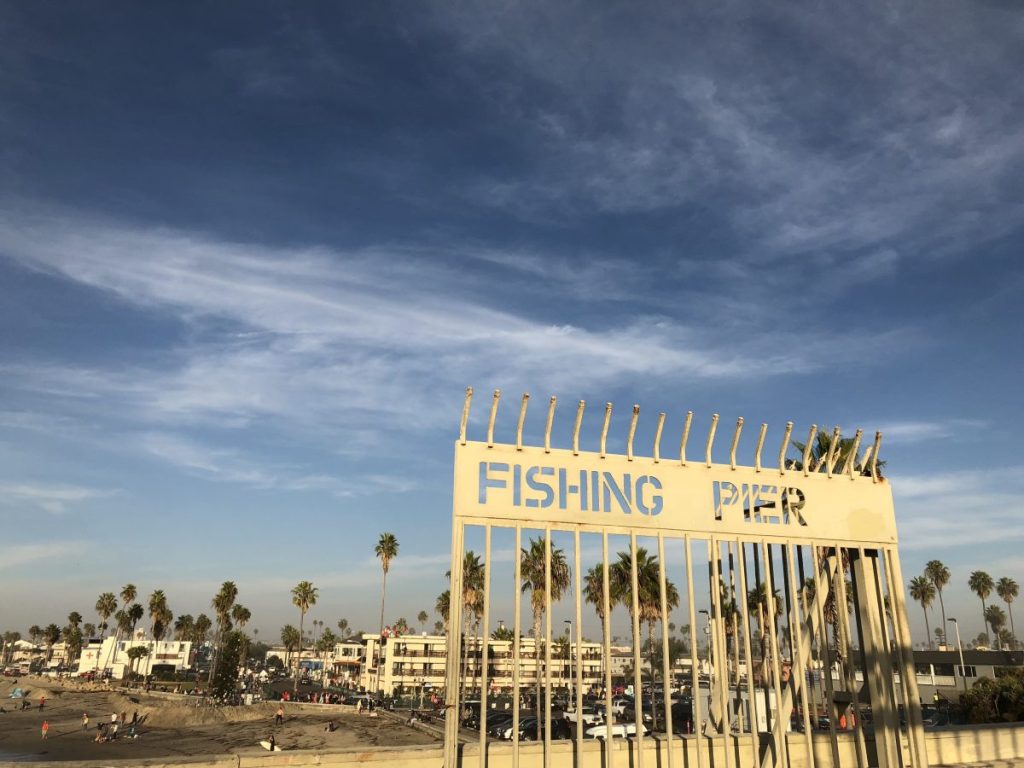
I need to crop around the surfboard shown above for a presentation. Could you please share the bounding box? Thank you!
[258,740,283,751]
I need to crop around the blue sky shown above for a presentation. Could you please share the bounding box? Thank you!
[1,1,1023,646]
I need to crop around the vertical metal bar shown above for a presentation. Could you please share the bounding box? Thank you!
[754,423,767,473]
[786,544,815,768]
[879,548,916,768]
[602,533,614,768]
[760,540,789,768]
[825,427,841,478]
[735,540,758,765]
[630,532,645,767]
[868,548,906,768]
[572,401,585,456]
[802,426,817,475]
[685,535,704,768]
[884,547,930,768]
[709,539,733,768]
[460,386,473,445]
[810,546,841,768]
[574,529,584,750]
[658,533,675,768]
[778,422,793,475]
[834,545,869,768]
[680,411,693,466]
[544,528,552,764]
[845,430,863,478]
[443,521,466,768]
[479,526,492,768]
[627,404,640,461]
[512,526,522,768]
[486,390,501,448]
[516,393,530,451]
[729,417,744,470]
[544,396,556,454]
[870,432,882,483]
[727,543,742,733]
[654,412,666,463]
[705,414,719,467]
[600,403,613,458]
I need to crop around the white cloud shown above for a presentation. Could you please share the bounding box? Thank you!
[0,541,88,570]
[0,481,114,514]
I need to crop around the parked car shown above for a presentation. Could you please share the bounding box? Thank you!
[502,716,573,741]
[564,706,605,725]
[584,722,649,739]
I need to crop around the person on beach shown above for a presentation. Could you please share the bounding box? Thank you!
[268,734,276,750]
[83,712,90,729]
[39,696,46,710]
[275,705,284,725]
[41,720,49,739]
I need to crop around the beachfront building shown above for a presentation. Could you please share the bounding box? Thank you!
[76,637,193,679]
[359,632,605,698]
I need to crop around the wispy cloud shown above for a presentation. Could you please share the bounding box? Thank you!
[0,481,115,514]
[0,541,89,570]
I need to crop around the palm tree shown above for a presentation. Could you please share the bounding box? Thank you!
[418,610,429,632]
[120,584,137,613]
[969,571,995,639]
[128,603,144,635]
[374,532,399,692]
[790,428,885,476]
[435,591,451,631]
[193,614,212,646]
[337,618,349,639]
[148,590,169,638]
[95,593,117,637]
[232,604,252,670]
[909,576,936,649]
[447,551,486,699]
[997,577,1019,647]
[610,547,679,728]
[42,624,61,661]
[924,560,951,642]
[433,620,444,635]
[584,563,617,649]
[280,624,300,668]
[985,605,1007,645]
[28,625,42,647]
[521,536,570,738]
[291,581,318,692]
[207,581,238,683]
[83,622,96,639]
[175,614,195,642]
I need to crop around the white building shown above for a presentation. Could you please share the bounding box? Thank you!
[76,637,193,679]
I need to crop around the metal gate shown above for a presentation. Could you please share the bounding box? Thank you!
[443,388,927,768]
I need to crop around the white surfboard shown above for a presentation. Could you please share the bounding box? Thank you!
[258,740,283,751]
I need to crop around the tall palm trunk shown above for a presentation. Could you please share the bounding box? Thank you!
[922,605,931,649]
[294,614,304,694]
[1009,603,1016,644]
[981,598,989,640]
[937,590,947,645]
[376,568,388,694]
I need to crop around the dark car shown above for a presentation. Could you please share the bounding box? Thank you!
[504,716,573,741]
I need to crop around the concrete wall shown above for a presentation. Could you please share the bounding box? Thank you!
[7,725,1024,768]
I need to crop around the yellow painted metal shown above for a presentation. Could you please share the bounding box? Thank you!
[446,392,921,768]
[454,441,897,546]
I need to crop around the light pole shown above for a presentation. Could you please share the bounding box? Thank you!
[564,620,573,700]
[948,618,966,693]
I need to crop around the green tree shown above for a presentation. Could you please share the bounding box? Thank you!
[610,547,679,729]
[83,622,96,639]
[447,551,485,699]
[584,563,617,649]
[63,624,83,668]
[210,631,243,699]
[193,614,212,645]
[997,577,1019,647]
[986,605,1008,643]
[491,624,514,641]
[521,536,570,738]
[42,624,61,661]
[925,560,951,640]
[435,590,451,630]
[433,620,444,635]
[337,618,349,638]
[120,584,137,616]
[174,614,195,642]
[128,603,144,634]
[280,624,300,668]
[374,532,399,691]
[126,645,150,678]
[970,571,995,640]
[790,428,884,476]
[95,593,117,637]
[28,625,42,645]
[418,610,429,632]
[291,581,318,692]
[208,581,238,684]
[909,575,936,649]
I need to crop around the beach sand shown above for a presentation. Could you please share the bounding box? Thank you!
[0,677,439,763]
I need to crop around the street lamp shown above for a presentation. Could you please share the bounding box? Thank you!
[564,620,573,698]
[948,618,966,692]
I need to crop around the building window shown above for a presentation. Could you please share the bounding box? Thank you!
[956,665,977,678]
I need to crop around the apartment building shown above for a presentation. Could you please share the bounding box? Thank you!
[359,633,605,697]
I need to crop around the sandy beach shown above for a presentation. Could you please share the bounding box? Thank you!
[0,677,439,763]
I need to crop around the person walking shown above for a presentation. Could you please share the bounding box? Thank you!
[41,721,49,739]
[39,696,46,710]
[275,705,284,726]
[82,712,90,730]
